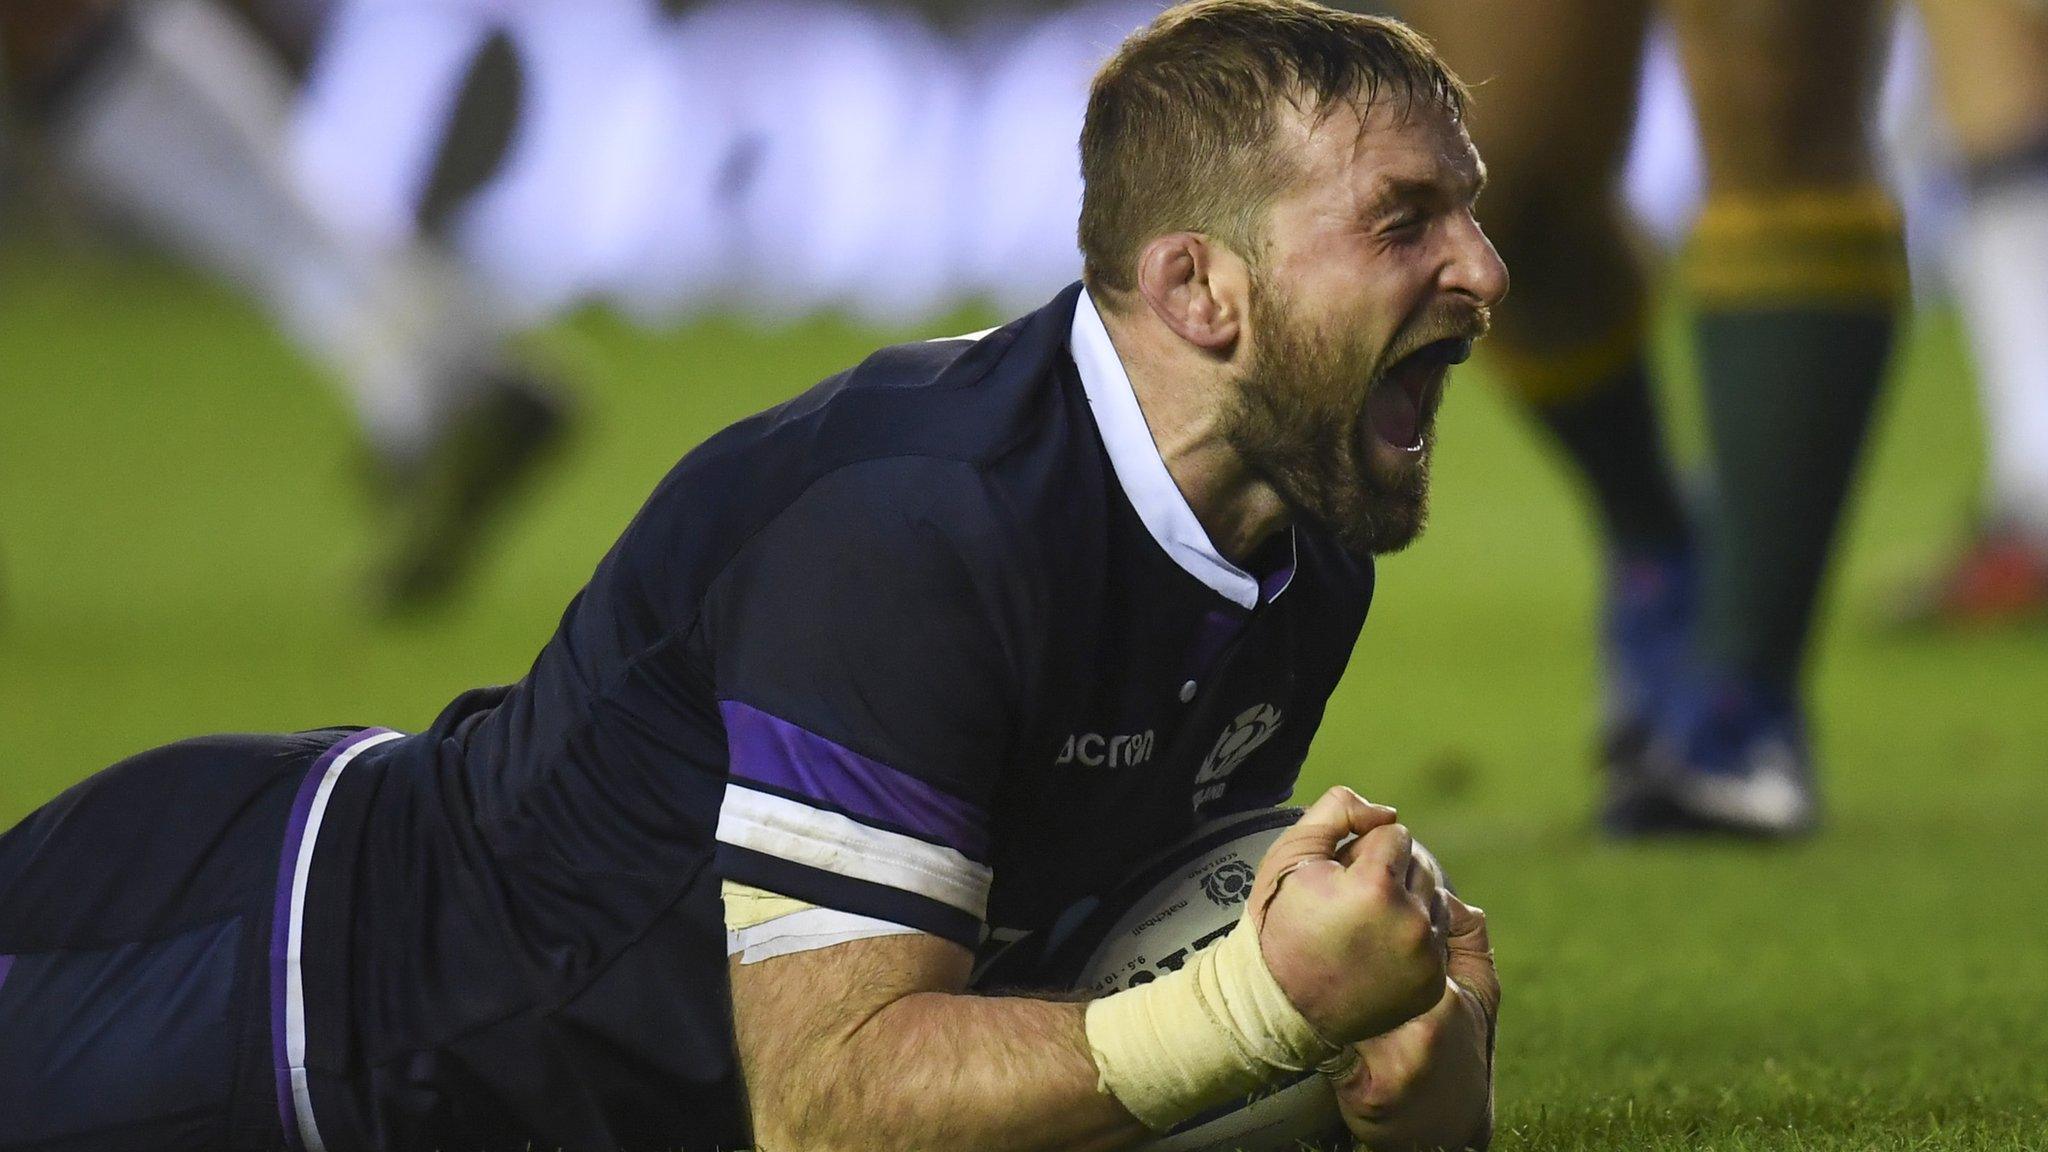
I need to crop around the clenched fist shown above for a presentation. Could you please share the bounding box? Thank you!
[1332,893,1498,1151]
[1247,787,1451,1046]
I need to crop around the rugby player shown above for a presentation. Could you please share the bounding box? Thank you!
[1901,0,2048,626]
[1397,0,1909,836]
[0,2,1505,1149]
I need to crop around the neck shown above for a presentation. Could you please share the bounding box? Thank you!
[1096,302,1292,566]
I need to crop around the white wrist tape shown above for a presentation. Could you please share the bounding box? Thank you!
[1082,913,1342,1130]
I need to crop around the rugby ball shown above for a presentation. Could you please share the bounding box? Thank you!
[975,807,1352,1152]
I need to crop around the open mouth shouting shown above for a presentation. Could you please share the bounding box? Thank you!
[1364,335,1474,457]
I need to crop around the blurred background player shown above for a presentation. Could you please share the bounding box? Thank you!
[1395,0,1907,837]
[1900,0,2048,624]
[0,0,572,614]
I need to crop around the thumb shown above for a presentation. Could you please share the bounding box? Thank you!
[1444,894,1498,1021]
[1446,893,1490,952]
[1250,787,1396,928]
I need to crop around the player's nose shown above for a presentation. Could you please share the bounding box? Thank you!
[1444,215,1509,309]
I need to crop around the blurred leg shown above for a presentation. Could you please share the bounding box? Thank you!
[414,29,523,241]
[42,0,508,463]
[1399,0,1652,369]
[1669,0,1905,687]
[34,0,569,612]
[1400,0,1696,756]
[1400,0,1686,546]
[1907,0,2048,622]
[1649,0,1904,834]
[1920,0,2048,161]
[289,0,488,247]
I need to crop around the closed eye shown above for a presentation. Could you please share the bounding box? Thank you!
[1383,215,1428,242]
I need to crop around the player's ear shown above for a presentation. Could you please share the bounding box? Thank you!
[1135,232,1243,355]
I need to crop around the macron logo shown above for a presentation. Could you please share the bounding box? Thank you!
[1056,729,1156,769]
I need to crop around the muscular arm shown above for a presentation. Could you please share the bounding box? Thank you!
[728,788,1450,1152]
[730,932,1149,1152]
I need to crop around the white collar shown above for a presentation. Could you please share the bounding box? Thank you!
[1069,289,1295,609]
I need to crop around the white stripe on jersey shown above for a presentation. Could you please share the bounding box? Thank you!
[285,729,405,1152]
[715,784,993,918]
[726,907,921,965]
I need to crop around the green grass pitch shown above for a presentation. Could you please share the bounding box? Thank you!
[1,239,2044,1150]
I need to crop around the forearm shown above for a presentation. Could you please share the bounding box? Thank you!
[732,791,1444,1151]
[732,934,1148,1152]
[765,989,1146,1152]
[733,912,1340,1152]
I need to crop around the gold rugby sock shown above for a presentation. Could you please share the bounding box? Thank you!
[1683,186,1905,684]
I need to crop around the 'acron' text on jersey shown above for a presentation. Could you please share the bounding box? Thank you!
[1055,729,1156,768]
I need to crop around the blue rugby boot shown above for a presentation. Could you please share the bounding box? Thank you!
[1611,672,1819,839]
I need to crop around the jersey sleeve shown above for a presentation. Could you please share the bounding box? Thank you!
[702,459,1037,951]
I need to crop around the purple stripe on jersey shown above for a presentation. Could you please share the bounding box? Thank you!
[270,728,394,1152]
[0,954,14,995]
[1259,561,1295,603]
[1258,529,1298,603]
[719,700,988,860]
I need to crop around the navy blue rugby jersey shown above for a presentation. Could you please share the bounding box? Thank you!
[294,283,1375,1151]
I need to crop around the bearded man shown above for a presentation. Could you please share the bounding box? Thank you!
[0,2,1507,1149]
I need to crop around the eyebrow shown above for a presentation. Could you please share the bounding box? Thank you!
[1364,164,1488,217]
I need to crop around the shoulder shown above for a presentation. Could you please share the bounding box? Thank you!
[605,289,1092,616]
[748,456,1030,577]
[700,455,1051,671]
[744,289,1086,472]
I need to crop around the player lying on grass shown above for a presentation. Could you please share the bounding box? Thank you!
[0,2,1505,1149]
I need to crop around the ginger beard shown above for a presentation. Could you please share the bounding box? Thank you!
[1225,274,1484,557]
